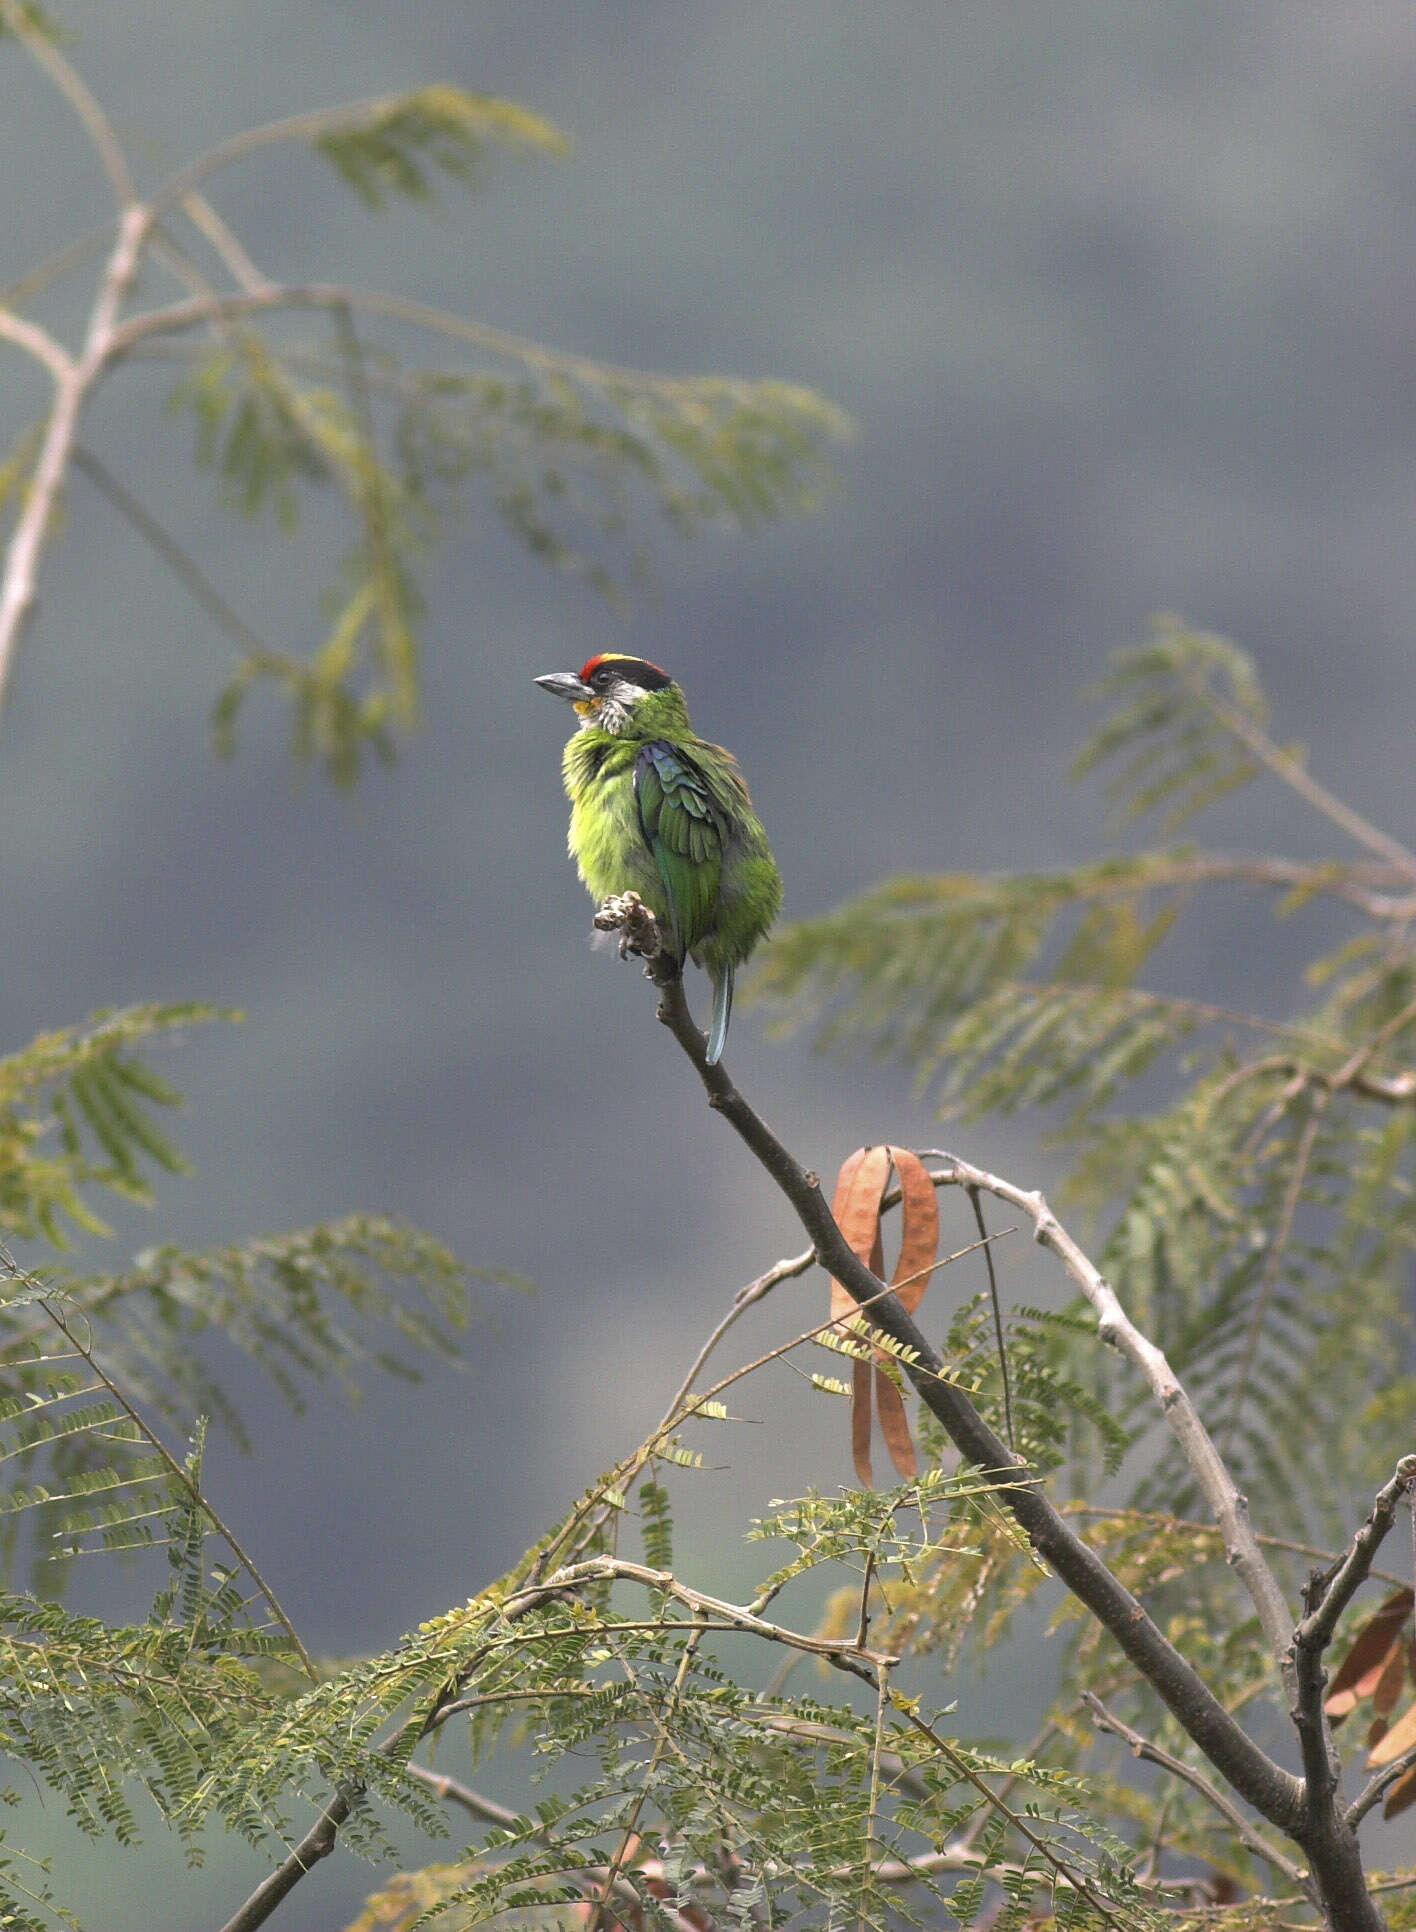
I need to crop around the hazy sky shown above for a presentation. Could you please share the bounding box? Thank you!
[5,6,1416,1923]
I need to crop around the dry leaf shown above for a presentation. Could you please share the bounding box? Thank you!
[1367,1694,1416,1768]
[828,1145,940,1487]
[1324,1588,1413,1722]
[1385,1759,1416,1819]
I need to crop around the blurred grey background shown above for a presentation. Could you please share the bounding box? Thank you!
[4,4,1416,1924]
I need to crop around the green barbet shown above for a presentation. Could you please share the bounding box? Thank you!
[536,653,782,1064]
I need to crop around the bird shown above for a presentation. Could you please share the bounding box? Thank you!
[535,653,782,1065]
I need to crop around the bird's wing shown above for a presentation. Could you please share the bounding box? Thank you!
[633,740,728,956]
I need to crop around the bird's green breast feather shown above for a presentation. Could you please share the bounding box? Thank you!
[561,726,782,971]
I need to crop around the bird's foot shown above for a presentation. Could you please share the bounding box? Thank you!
[594,892,661,961]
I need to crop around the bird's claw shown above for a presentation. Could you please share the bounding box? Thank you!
[593,892,663,962]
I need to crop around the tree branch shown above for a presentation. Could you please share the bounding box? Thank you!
[623,937,1304,1838]
[1348,1740,1416,1832]
[0,202,150,715]
[1081,1689,1307,1886]
[915,1147,1296,1680]
[0,308,74,383]
[0,0,135,206]
[1298,1458,1416,1657]
[1197,678,1416,882]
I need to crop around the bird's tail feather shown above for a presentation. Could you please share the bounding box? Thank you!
[706,965,733,1066]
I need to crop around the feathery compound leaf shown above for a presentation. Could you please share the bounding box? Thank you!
[171,331,846,783]
[0,1004,230,1245]
[55,1213,511,1446]
[751,854,1309,1122]
[1073,617,1270,832]
[311,88,567,210]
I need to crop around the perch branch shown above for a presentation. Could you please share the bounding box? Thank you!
[916,1148,1295,1679]
[588,903,1304,1838]
[1081,1690,1306,1886]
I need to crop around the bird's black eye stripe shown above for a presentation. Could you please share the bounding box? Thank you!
[591,665,613,689]
[610,658,671,691]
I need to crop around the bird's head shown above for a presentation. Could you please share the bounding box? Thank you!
[534,653,687,737]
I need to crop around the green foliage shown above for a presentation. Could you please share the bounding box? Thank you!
[1071,614,1270,832]
[0,1004,227,1245]
[310,88,568,210]
[169,327,846,783]
[756,622,1416,1544]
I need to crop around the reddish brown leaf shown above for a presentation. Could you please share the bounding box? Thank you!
[828,1144,941,1486]
[851,1356,874,1487]
[1385,1761,1416,1819]
[887,1145,939,1313]
[874,1367,918,1480]
[1374,1633,1409,1721]
[1368,1715,1390,1751]
[1368,1694,1416,1768]
[828,1145,891,1332]
[1325,1589,1413,1721]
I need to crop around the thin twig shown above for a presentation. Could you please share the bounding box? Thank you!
[1062,1503,1413,1595]
[30,1285,315,1679]
[71,445,283,663]
[916,1148,1296,1683]
[1348,1739,1416,1830]
[1081,1690,1306,1885]
[966,1185,1014,1451]
[0,308,74,383]
[1197,677,1416,880]
[900,1702,1124,1922]
[0,0,136,205]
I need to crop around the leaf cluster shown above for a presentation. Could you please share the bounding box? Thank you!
[754,621,1416,1547]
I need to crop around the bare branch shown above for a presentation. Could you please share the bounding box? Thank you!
[610,933,1305,1837]
[1299,1458,1416,1656]
[1349,1739,1416,1831]
[1082,1690,1307,1886]
[0,308,74,383]
[0,0,135,205]
[71,445,282,664]
[1197,676,1416,881]
[917,1148,1296,1679]
[105,280,833,412]
[0,203,151,715]
[1283,1460,1416,1918]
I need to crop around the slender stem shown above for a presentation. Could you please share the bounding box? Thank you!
[587,1622,701,1932]
[0,309,74,383]
[35,1291,315,1678]
[1348,1739,1416,1831]
[900,1703,1123,1922]
[148,96,486,218]
[966,1185,1014,1451]
[1063,1503,1412,1594]
[178,194,272,294]
[0,223,112,311]
[1220,1097,1326,1465]
[71,444,280,662]
[1198,678,1416,881]
[639,956,1303,1834]
[0,202,151,716]
[916,1148,1296,1681]
[1082,1690,1306,1885]
[106,281,801,407]
[0,0,135,205]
